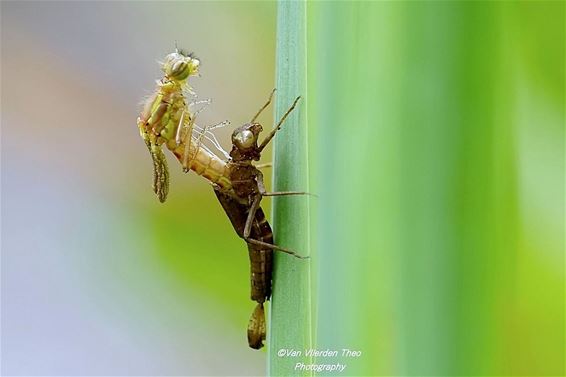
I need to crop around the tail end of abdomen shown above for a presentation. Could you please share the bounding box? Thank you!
[247,303,266,349]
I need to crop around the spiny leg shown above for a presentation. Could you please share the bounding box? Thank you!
[242,193,307,259]
[245,238,308,259]
[251,89,276,123]
[258,96,301,152]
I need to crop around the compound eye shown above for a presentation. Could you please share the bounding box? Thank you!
[190,58,200,70]
[234,129,255,149]
[162,52,198,81]
[171,61,188,77]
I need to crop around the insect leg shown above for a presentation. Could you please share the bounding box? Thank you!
[262,191,314,197]
[194,121,231,159]
[184,122,207,167]
[191,98,212,118]
[175,110,186,145]
[258,96,301,152]
[242,193,308,259]
[250,89,276,123]
[245,238,308,259]
[243,195,262,239]
[181,116,197,168]
[255,170,315,197]
[255,163,272,169]
[190,99,212,107]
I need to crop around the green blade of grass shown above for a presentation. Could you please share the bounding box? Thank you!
[267,1,312,376]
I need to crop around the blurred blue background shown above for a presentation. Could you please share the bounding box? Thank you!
[2,2,277,375]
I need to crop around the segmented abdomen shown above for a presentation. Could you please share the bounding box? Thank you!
[171,143,232,191]
[212,190,273,304]
[248,208,273,302]
[248,207,273,303]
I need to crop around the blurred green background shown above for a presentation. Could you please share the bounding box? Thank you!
[309,1,564,376]
[1,1,564,376]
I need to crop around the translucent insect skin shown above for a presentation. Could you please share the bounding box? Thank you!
[213,94,306,349]
[137,51,232,202]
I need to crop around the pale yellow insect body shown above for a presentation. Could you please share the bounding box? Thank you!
[137,51,232,202]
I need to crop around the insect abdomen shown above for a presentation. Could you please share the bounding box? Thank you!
[248,207,273,303]
[171,144,232,191]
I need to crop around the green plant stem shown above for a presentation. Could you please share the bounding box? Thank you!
[267,1,312,376]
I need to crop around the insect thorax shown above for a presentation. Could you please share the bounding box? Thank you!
[139,79,188,148]
[228,162,259,199]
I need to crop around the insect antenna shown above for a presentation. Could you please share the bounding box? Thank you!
[258,96,301,152]
[250,88,276,123]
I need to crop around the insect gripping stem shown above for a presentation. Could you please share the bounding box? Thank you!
[138,51,308,353]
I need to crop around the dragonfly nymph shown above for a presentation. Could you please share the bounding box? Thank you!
[137,51,308,349]
[212,90,309,349]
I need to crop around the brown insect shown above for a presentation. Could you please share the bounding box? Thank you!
[213,90,309,349]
